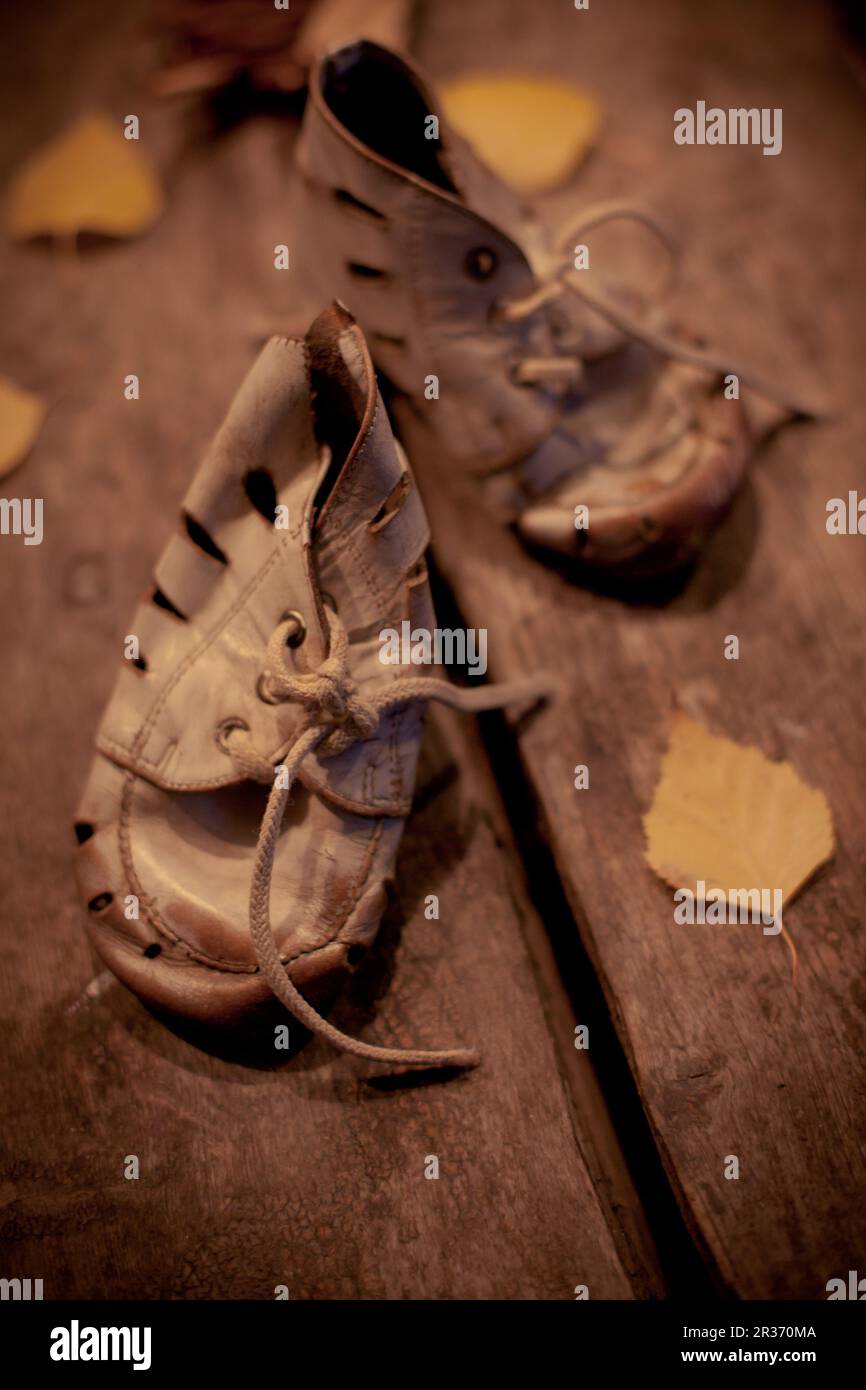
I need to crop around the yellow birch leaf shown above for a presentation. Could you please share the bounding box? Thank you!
[439,72,601,196]
[5,113,163,241]
[643,712,834,908]
[0,377,46,478]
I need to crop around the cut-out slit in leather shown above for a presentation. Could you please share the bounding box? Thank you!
[132,656,148,672]
[244,468,278,523]
[407,558,428,588]
[183,511,228,564]
[88,892,113,913]
[143,943,162,959]
[368,330,406,349]
[346,261,388,281]
[334,188,386,222]
[151,587,187,621]
[369,473,411,532]
[74,822,94,844]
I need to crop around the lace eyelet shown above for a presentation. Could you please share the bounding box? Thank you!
[256,672,284,705]
[280,610,307,647]
[464,246,498,281]
[215,716,250,754]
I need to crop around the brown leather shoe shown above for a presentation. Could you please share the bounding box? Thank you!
[293,41,817,576]
[74,305,547,1068]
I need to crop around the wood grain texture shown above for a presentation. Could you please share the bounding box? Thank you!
[415,0,866,1300]
[2,0,863,1305]
[0,0,653,1301]
[0,711,638,1299]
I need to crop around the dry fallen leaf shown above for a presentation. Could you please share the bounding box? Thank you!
[5,113,163,241]
[439,71,601,196]
[0,377,46,479]
[643,713,834,973]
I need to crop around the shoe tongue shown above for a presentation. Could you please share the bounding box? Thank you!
[306,301,370,428]
[304,302,376,536]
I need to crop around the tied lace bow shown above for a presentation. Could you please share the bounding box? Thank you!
[224,605,553,1070]
[502,200,821,422]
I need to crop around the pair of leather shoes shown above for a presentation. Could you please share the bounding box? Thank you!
[75,41,812,1067]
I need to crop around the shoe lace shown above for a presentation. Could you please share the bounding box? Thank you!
[223,606,552,1071]
[502,201,820,420]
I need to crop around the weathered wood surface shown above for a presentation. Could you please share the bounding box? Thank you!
[2,0,863,1304]
[419,0,866,1298]
[0,0,665,1301]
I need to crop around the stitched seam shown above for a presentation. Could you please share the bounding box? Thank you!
[98,739,408,812]
[298,765,409,814]
[109,541,288,770]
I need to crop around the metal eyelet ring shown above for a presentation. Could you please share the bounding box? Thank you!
[215,716,250,754]
[464,246,498,281]
[256,672,283,705]
[279,609,307,647]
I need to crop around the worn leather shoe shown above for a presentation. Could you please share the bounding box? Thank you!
[74,304,546,1067]
[293,41,817,576]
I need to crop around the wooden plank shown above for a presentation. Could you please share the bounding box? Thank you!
[0,2,651,1299]
[0,709,638,1299]
[417,0,866,1299]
